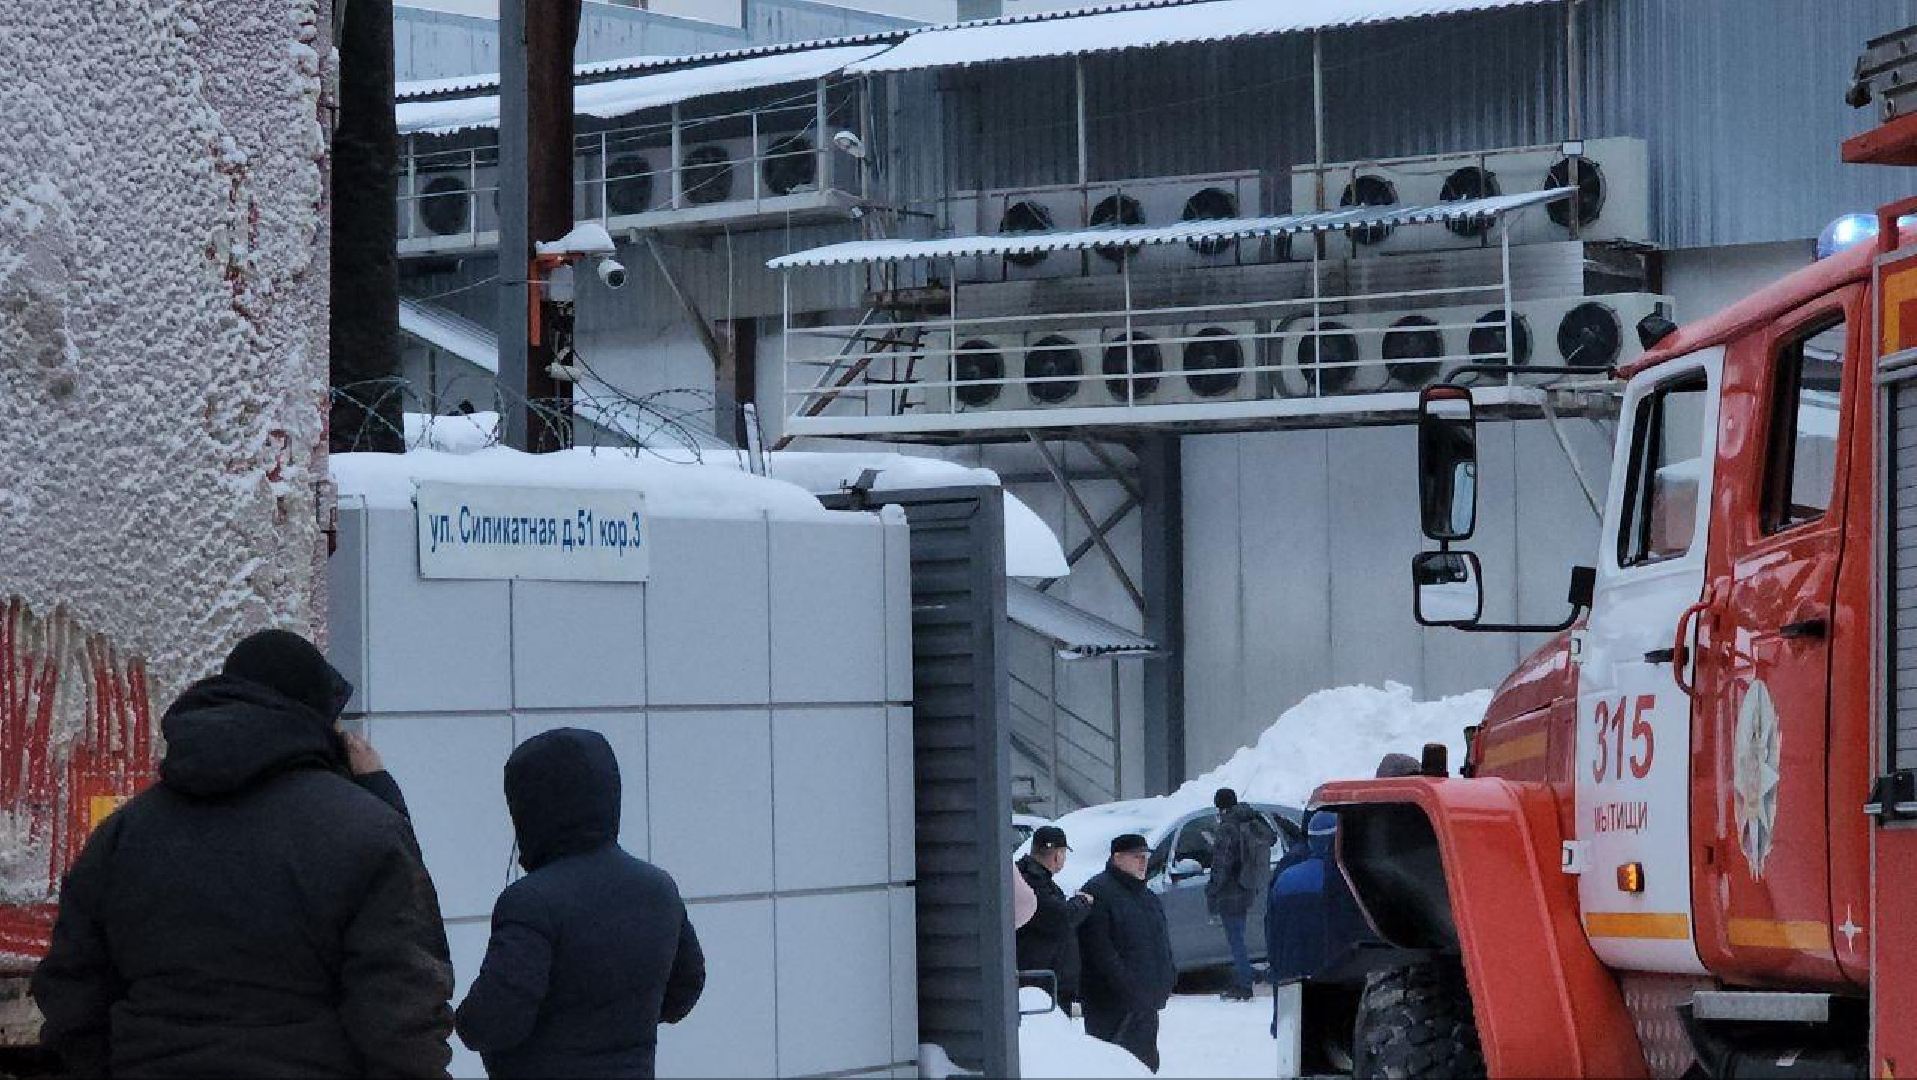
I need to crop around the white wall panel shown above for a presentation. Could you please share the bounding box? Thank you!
[776,891,894,1076]
[644,517,771,706]
[511,581,646,708]
[360,509,513,714]
[446,919,492,1080]
[657,899,778,1079]
[649,708,774,898]
[770,522,886,703]
[371,712,515,920]
[772,707,890,890]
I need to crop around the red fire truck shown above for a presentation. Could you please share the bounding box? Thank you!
[1315,27,1917,1080]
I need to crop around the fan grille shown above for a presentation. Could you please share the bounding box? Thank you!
[1339,175,1398,245]
[1090,194,1145,264]
[954,340,1004,407]
[1383,315,1445,388]
[762,134,816,196]
[1102,333,1164,400]
[1299,321,1359,394]
[605,154,656,216]
[682,145,735,206]
[999,201,1055,268]
[1544,157,1606,229]
[1557,302,1623,368]
[419,174,473,237]
[1439,166,1500,238]
[1182,187,1239,256]
[1184,328,1245,398]
[1025,335,1084,404]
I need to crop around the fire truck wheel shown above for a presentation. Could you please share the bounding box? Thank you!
[1352,961,1486,1079]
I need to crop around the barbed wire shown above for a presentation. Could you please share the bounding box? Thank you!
[329,376,745,467]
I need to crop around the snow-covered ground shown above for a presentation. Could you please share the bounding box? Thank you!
[1020,990,1281,1079]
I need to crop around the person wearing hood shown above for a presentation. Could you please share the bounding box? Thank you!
[455,727,705,1079]
[1076,833,1176,1073]
[1204,787,1277,1002]
[32,628,455,1079]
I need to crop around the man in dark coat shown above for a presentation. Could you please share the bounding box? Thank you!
[1205,788,1276,1001]
[32,629,455,1079]
[455,728,705,1079]
[1076,833,1176,1073]
[1015,825,1091,1009]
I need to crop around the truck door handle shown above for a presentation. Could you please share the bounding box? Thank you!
[1781,617,1827,640]
[1643,648,1676,663]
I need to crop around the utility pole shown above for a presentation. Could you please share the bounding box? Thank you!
[330,0,402,452]
[497,0,581,451]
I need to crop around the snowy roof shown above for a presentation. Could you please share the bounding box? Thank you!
[330,447,839,521]
[844,0,1553,74]
[1006,581,1157,659]
[766,188,1570,268]
[766,451,1069,578]
[397,43,889,135]
[398,298,498,374]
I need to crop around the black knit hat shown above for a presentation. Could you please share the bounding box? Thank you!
[1110,833,1150,856]
[222,629,354,723]
[1213,787,1239,810]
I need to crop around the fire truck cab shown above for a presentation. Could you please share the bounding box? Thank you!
[1313,32,1917,1079]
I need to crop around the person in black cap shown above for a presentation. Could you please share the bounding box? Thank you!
[1076,832,1177,1073]
[1015,825,1093,1010]
[33,628,455,1078]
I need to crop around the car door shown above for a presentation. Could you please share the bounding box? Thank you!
[1245,807,1303,961]
[1574,348,1721,975]
[1692,297,1854,984]
[1150,811,1221,968]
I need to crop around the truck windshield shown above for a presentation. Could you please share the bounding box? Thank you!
[1619,374,1710,566]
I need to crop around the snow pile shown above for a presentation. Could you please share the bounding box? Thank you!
[1041,683,1491,892]
[1179,682,1490,808]
[768,451,1068,578]
[1018,1010,1153,1079]
[330,447,836,522]
[403,411,500,454]
[1020,994,1283,1079]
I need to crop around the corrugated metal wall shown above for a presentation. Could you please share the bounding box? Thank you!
[934,0,1917,249]
[395,0,913,82]
[1181,417,1613,773]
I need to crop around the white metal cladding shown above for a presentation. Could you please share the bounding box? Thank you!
[768,188,1567,268]
[1006,581,1158,658]
[397,43,890,135]
[843,0,1555,74]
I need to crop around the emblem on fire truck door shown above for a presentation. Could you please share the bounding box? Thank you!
[1733,679,1782,877]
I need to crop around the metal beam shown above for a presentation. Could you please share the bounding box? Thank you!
[1039,495,1139,592]
[644,234,729,373]
[1027,434,1145,616]
[1139,434,1184,794]
[1077,438,1145,504]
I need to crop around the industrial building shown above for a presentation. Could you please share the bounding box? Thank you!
[387,0,1917,812]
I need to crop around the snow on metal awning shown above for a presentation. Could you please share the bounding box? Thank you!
[1006,581,1158,659]
[397,43,890,135]
[767,188,1570,269]
[843,0,1553,74]
[399,298,498,374]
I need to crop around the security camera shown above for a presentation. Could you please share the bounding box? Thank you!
[596,257,627,290]
[832,130,867,160]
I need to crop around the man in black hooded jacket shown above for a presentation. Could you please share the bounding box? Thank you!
[456,727,705,1079]
[32,628,455,1079]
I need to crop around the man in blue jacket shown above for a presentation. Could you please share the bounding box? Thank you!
[456,728,705,1078]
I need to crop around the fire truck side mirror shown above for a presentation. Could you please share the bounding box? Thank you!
[1412,550,1484,627]
[1418,386,1478,542]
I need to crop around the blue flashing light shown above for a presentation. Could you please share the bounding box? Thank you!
[1817,212,1917,260]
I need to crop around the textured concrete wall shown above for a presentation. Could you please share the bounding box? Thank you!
[0,4,333,904]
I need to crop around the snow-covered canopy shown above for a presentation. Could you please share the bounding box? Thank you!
[398,299,497,374]
[767,189,1569,269]
[397,43,888,135]
[845,0,1553,74]
[768,451,1069,578]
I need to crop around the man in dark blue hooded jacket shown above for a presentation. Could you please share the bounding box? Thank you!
[455,727,706,1079]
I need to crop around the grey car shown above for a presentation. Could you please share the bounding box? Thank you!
[1143,803,1306,973]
